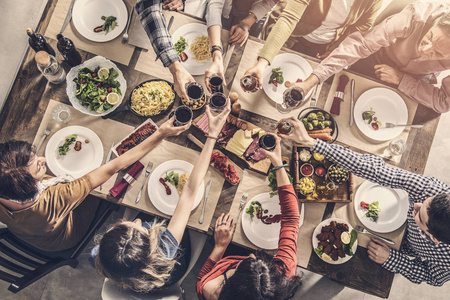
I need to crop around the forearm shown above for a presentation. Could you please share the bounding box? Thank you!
[250,0,277,22]
[167,138,216,241]
[86,131,166,188]
[205,0,225,28]
[383,249,450,286]
[136,0,179,67]
[209,245,227,262]
[258,0,310,64]
[208,25,223,65]
[398,74,450,113]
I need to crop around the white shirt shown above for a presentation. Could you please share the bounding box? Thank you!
[303,0,355,44]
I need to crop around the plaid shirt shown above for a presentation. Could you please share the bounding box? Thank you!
[314,139,450,286]
[136,0,180,67]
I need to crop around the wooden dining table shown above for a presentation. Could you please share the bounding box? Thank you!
[0,1,442,298]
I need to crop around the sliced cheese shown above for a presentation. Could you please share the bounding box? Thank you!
[251,128,262,136]
[258,130,266,138]
[225,129,254,156]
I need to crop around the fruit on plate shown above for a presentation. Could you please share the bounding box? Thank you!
[107,92,120,105]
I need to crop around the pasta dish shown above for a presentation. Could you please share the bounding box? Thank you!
[130,81,175,116]
[190,35,211,62]
[176,173,190,195]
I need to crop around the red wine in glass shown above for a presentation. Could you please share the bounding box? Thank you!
[258,134,276,151]
[169,105,193,126]
[186,82,204,104]
[277,87,305,114]
[210,92,227,112]
[209,74,224,93]
[240,75,259,93]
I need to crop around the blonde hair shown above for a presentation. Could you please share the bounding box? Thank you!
[94,219,178,293]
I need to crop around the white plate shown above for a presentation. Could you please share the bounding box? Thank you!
[45,126,103,179]
[172,23,212,75]
[66,56,127,116]
[72,0,127,42]
[354,181,409,233]
[312,218,358,265]
[147,160,204,216]
[262,53,314,104]
[353,87,408,141]
[241,193,281,250]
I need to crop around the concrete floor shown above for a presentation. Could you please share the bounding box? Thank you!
[1,0,450,299]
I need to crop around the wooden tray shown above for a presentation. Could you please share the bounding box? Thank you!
[291,145,354,203]
[193,113,271,174]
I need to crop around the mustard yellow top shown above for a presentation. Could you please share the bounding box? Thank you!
[259,0,382,64]
[0,175,93,251]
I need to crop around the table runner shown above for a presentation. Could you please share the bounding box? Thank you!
[135,10,231,84]
[230,39,321,121]
[331,175,406,251]
[229,170,327,268]
[45,0,135,66]
[324,70,419,163]
[32,99,134,193]
[120,139,225,232]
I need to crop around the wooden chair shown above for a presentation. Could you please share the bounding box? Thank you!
[0,200,115,293]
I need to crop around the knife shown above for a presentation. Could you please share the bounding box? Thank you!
[60,0,77,34]
[136,161,153,203]
[198,179,212,224]
[310,84,319,107]
[99,142,115,191]
[155,15,175,62]
[299,203,305,228]
[350,79,355,127]
[330,74,349,115]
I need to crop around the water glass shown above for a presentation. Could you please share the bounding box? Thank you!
[52,104,71,123]
[389,139,406,156]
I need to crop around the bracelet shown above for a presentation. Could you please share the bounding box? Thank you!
[210,45,223,55]
[270,164,288,173]
[205,134,218,140]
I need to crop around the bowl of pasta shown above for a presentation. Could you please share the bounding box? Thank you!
[128,79,177,117]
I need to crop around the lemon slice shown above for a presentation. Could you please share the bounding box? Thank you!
[313,152,325,161]
[341,231,351,244]
[321,253,332,262]
[107,92,120,105]
[98,67,110,80]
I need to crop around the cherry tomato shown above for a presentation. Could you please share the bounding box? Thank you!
[81,79,86,84]
[92,72,97,77]
[97,82,101,87]
[107,87,112,92]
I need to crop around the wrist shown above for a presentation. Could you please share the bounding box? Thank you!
[168,61,183,75]
[257,57,269,68]
[154,129,168,139]
[271,158,284,168]
[212,51,223,62]
[241,15,255,28]
[303,137,316,148]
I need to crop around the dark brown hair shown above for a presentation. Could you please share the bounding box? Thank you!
[0,141,39,203]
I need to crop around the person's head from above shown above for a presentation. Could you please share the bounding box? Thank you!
[0,140,46,204]
[418,11,450,60]
[218,252,302,300]
[414,193,450,245]
[95,218,176,293]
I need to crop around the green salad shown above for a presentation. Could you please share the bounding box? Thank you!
[74,67,121,113]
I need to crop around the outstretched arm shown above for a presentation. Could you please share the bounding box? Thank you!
[167,101,231,242]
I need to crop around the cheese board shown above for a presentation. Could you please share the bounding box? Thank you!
[193,113,272,174]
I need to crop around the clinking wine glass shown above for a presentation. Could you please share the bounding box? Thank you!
[209,74,224,93]
[209,92,227,113]
[277,87,305,114]
[186,82,205,105]
[169,105,193,127]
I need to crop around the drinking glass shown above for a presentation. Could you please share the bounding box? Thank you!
[209,74,224,93]
[277,87,305,114]
[389,139,406,156]
[258,134,276,151]
[209,92,227,113]
[169,105,193,127]
[186,82,205,105]
[52,104,71,123]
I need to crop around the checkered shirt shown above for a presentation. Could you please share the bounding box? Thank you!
[136,0,180,67]
[314,139,450,286]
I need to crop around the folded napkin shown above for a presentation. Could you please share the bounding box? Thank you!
[109,161,144,198]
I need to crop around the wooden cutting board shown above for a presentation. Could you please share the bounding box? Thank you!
[193,113,272,174]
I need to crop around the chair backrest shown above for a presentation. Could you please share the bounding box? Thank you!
[101,228,207,300]
[0,200,115,293]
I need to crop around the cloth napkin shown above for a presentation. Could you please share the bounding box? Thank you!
[110,161,144,198]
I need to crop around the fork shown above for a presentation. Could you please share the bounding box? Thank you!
[384,122,424,129]
[121,6,134,44]
[354,225,395,245]
[35,126,51,154]
[310,84,319,107]
[235,192,248,222]
[135,161,153,203]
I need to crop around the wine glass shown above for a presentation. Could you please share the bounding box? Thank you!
[276,87,305,114]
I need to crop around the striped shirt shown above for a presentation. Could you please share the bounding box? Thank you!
[313,139,450,286]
